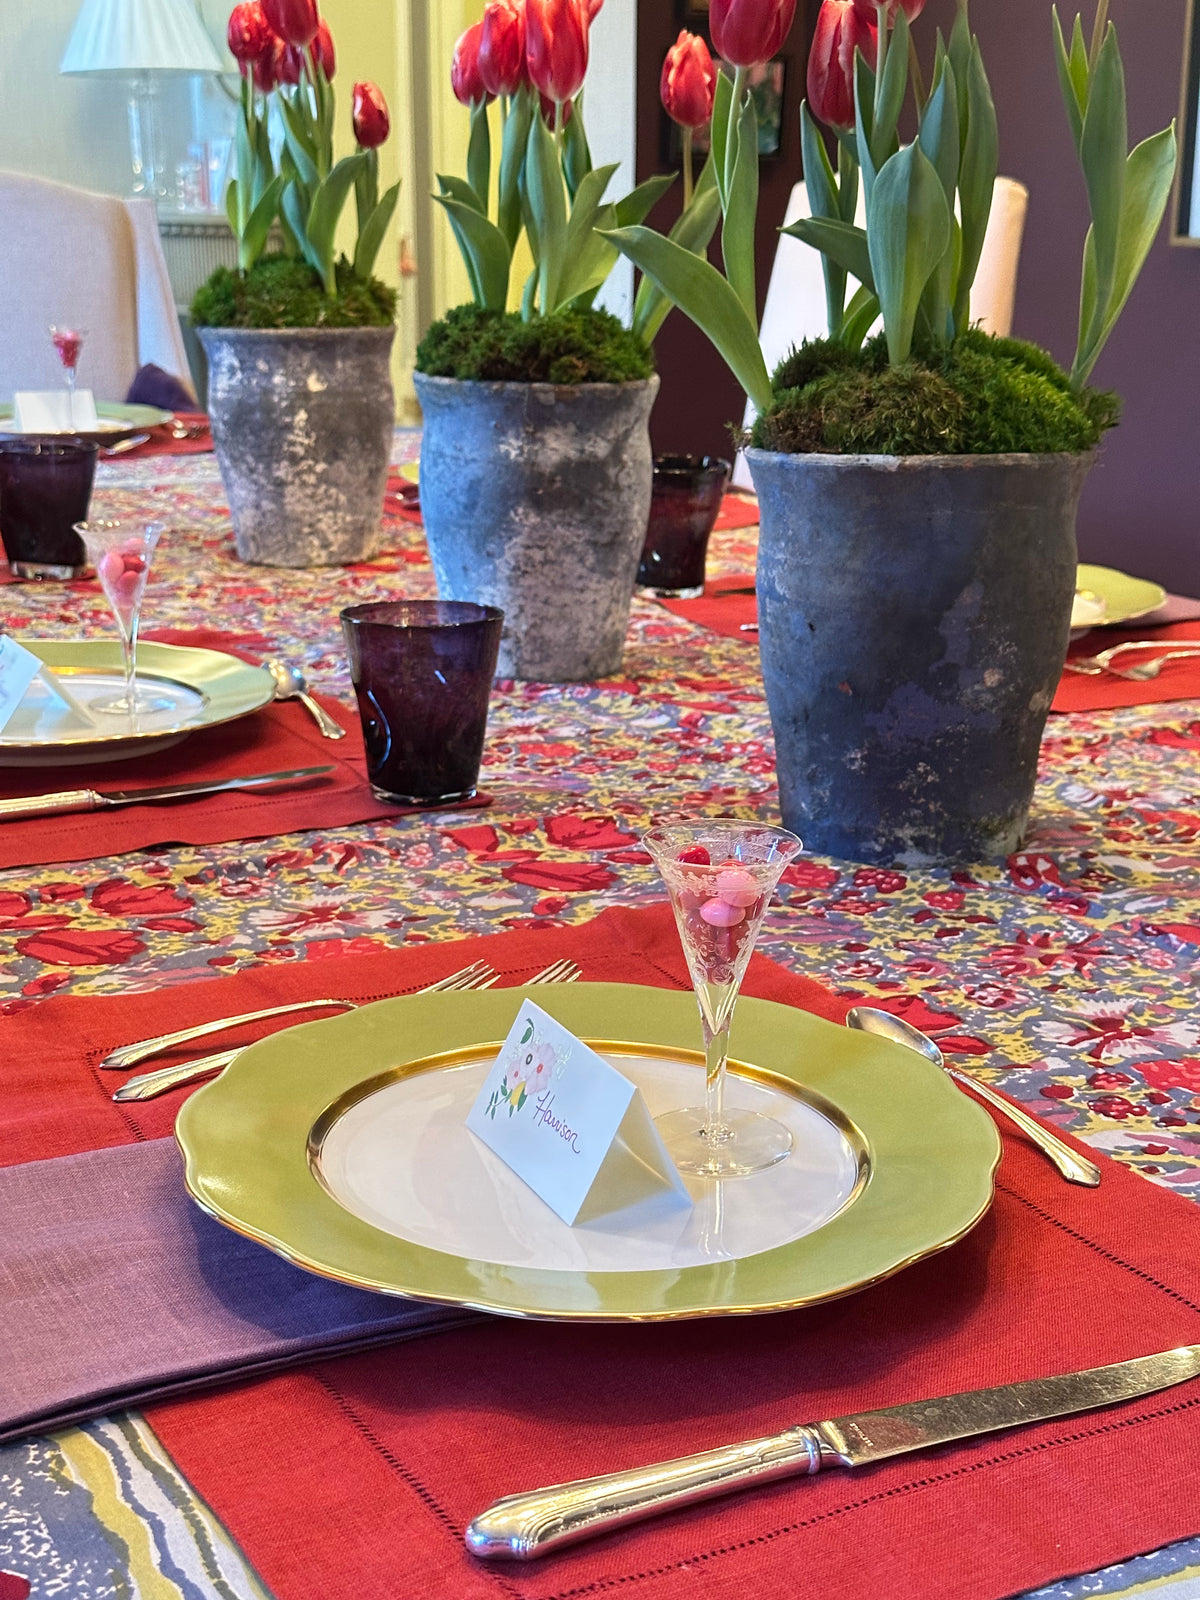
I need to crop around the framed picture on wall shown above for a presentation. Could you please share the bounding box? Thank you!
[692,59,788,158]
[676,0,710,17]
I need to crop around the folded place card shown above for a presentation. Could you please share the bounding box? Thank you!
[0,637,95,735]
[12,390,100,434]
[466,1001,691,1226]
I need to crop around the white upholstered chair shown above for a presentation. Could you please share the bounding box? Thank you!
[0,170,193,405]
[732,175,1030,486]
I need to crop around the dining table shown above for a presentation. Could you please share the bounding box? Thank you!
[2,433,1200,1600]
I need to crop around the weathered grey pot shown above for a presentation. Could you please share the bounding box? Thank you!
[414,373,659,681]
[747,449,1095,866]
[199,325,395,568]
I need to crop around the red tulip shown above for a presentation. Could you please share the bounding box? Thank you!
[660,30,716,128]
[252,36,284,91]
[310,19,335,78]
[353,80,391,148]
[538,91,574,126]
[709,0,797,67]
[261,0,319,48]
[479,1,526,97]
[808,0,876,130]
[227,2,272,65]
[525,0,589,106]
[451,20,491,106]
[584,0,604,15]
[851,0,925,22]
[278,43,303,84]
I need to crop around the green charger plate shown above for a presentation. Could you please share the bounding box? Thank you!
[0,402,173,445]
[177,983,1001,1323]
[1077,563,1168,628]
[0,641,274,766]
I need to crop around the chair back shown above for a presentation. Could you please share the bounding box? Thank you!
[0,171,191,406]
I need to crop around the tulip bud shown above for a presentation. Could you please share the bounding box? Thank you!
[261,0,319,49]
[310,19,335,79]
[851,0,925,22]
[252,35,284,92]
[278,43,303,85]
[525,0,589,107]
[660,30,716,129]
[709,0,798,68]
[227,1,272,66]
[451,20,491,106]
[807,0,876,130]
[353,80,391,148]
[479,0,526,98]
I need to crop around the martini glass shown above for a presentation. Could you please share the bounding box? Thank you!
[49,325,86,421]
[74,518,172,716]
[643,820,803,1178]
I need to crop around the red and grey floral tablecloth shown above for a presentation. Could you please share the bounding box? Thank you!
[2,442,1199,1599]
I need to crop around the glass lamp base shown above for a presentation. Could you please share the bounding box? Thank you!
[655,1106,793,1178]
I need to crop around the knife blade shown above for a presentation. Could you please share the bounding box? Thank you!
[466,1344,1200,1561]
[0,766,335,821]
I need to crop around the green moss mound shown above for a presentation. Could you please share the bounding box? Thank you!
[752,329,1119,456]
[416,304,654,385]
[191,254,395,330]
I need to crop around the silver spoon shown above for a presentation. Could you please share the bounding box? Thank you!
[845,1005,1101,1187]
[264,657,346,740]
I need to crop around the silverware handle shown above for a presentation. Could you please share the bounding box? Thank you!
[100,999,353,1069]
[113,1048,241,1102]
[466,1427,823,1562]
[0,789,99,819]
[300,692,346,740]
[947,1070,1102,1186]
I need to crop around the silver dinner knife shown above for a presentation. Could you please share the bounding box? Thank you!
[0,766,335,820]
[466,1344,1200,1561]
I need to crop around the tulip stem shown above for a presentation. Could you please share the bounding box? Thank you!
[723,67,747,204]
[908,31,927,113]
[874,5,889,123]
[682,127,694,210]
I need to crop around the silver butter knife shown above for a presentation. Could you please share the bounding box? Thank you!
[467,1344,1200,1561]
[0,766,335,821]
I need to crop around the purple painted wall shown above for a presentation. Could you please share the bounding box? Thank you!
[926,0,1199,592]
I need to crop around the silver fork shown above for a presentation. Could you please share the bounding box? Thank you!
[112,958,582,1103]
[100,959,495,1070]
[1063,639,1200,676]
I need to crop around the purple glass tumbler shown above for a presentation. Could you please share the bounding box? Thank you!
[0,439,98,579]
[636,455,732,600]
[340,601,504,805]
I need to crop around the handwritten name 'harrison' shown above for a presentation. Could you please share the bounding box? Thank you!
[533,1091,581,1154]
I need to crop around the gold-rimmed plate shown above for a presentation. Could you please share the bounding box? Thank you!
[0,402,172,446]
[177,983,1001,1323]
[0,641,274,767]
[1074,564,1168,630]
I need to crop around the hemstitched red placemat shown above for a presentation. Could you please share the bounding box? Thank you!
[655,575,758,640]
[1053,621,1200,713]
[6,902,1200,1600]
[0,628,490,870]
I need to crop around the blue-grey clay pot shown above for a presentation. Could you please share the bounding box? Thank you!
[200,326,395,568]
[747,449,1095,865]
[414,373,659,682]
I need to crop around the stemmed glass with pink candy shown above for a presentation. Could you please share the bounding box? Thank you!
[643,820,803,1179]
[49,326,86,407]
[74,518,171,717]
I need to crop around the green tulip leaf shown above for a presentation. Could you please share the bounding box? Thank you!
[563,95,593,200]
[603,223,771,412]
[801,100,848,337]
[633,180,722,344]
[241,174,284,271]
[918,62,960,208]
[276,93,320,198]
[615,173,676,227]
[723,92,760,323]
[1052,7,1085,156]
[307,153,369,293]
[783,216,875,294]
[868,141,952,366]
[498,92,533,250]
[955,40,998,331]
[355,180,401,282]
[854,52,879,201]
[874,9,910,162]
[840,282,881,349]
[526,110,568,315]
[435,194,512,311]
[225,176,242,242]
[710,68,734,209]
[282,182,318,277]
[438,173,484,213]
[1078,24,1127,349]
[555,162,619,308]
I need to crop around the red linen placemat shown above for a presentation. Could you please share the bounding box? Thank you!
[1053,621,1200,712]
[110,412,213,462]
[0,629,489,869]
[655,574,758,640]
[7,902,1200,1599]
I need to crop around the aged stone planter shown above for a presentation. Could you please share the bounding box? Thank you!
[414,373,659,681]
[747,449,1095,865]
[199,325,395,567]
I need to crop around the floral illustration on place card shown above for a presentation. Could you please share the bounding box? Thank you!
[485,1017,563,1120]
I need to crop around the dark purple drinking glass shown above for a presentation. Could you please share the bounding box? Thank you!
[637,455,732,600]
[0,439,98,579]
[340,600,504,805]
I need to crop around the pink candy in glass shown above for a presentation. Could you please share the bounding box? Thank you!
[700,897,746,928]
[713,865,759,907]
[97,544,149,622]
[52,329,83,370]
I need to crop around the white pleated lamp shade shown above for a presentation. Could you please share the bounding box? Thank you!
[61,0,224,74]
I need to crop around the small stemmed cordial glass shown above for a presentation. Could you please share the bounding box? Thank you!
[643,819,802,1179]
[49,325,86,420]
[75,519,172,717]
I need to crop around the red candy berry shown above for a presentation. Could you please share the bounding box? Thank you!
[677,845,711,865]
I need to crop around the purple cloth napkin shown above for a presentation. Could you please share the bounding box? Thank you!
[0,1139,476,1443]
[125,364,196,411]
